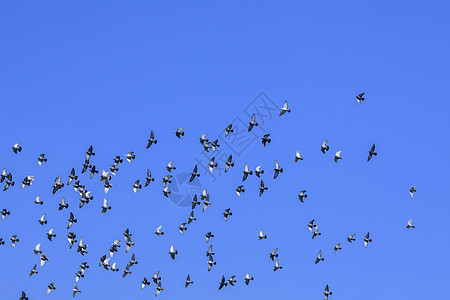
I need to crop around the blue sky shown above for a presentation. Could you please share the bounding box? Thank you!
[0,1,449,299]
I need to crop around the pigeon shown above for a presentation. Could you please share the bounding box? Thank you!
[189,165,200,182]
[47,228,56,241]
[207,255,216,271]
[280,101,291,116]
[236,185,245,196]
[347,234,356,243]
[225,124,233,137]
[242,164,253,181]
[297,190,308,202]
[104,181,113,194]
[208,157,218,173]
[364,232,372,248]
[155,225,164,236]
[67,168,78,185]
[185,274,193,288]
[228,275,237,286]
[22,175,34,189]
[225,155,234,172]
[312,225,321,239]
[109,163,119,175]
[101,198,111,215]
[125,238,135,254]
[0,238,4,247]
[79,262,89,274]
[211,139,220,152]
[89,165,99,179]
[125,152,135,163]
[206,244,215,257]
[191,194,200,209]
[81,159,91,174]
[145,169,155,186]
[147,130,158,148]
[334,243,342,253]
[218,275,228,290]
[178,223,188,235]
[122,264,132,278]
[0,168,7,183]
[409,186,416,197]
[29,264,38,276]
[367,144,377,161]
[109,240,121,257]
[34,243,42,255]
[202,194,212,212]
[86,145,95,159]
[67,232,77,249]
[274,259,282,271]
[199,133,208,145]
[67,212,77,229]
[132,180,142,193]
[152,271,161,284]
[52,175,64,194]
[174,128,185,139]
[273,160,283,179]
[155,281,164,297]
[37,154,47,166]
[333,150,343,163]
[255,165,264,177]
[188,211,196,224]
[162,175,172,187]
[324,284,333,300]
[3,173,14,191]
[259,180,268,196]
[244,273,254,285]
[205,232,214,243]
[19,291,28,300]
[258,229,267,240]
[129,253,138,266]
[406,219,415,229]
[58,197,68,210]
[100,170,111,183]
[203,141,212,152]
[77,238,88,255]
[166,161,176,172]
[72,284,81,298]
[269,248,279,261]
[141,277,151,290]
[1,208,10,220]
[40,253,49,267]
[110,262,119,272]
[321,140,330,153]
[315,250,324,264]
[169,244,178,260]
[113,156,123,164]
[38,214,47,225]
[308,219,317,233]
[294,150,303,162]
[12,143,22,154]
[162,186,171,198]
[223,208,232,222]
[248,114,258,132]
[46,282,56,295]
[261,134,271,147]
[356,92,365,104]
[98,256,109,270]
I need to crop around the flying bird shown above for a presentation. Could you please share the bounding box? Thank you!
[297,190,308,203]
[141,277,151,290]
[242,164,252,181]
[189,165,200,182]
[228,275,237,286]
[29,265,38,277]
[205,232,214,243]
[132,180,142,193]
[364,232,373,248]
[280,100,291,116]
[255,165,264,177]
[244,273,254,285]
[356,92,365,104]
[72,284,81,298]
[169,244,178,260]
[208,157,218,173]
[40,253,49,267]
[38,214,47,225]
[47,228,56,241]
[269,248,278,261]
[37,154,47,166]
[324,284,333,300]
[294,150,303,162]
[147,130,158,148]
[409,186,416,197]
[174,128,185,138]
[367,144,377,161]
[145,169,155,186]
[46,282,56,295]
[321,140,330,154]
[218,275,228,290]
[259,180,268,197]
[155,281,164,297]
[334,151,343,163]
[315,250,324,264]
[261,134,271,147]
[52,175,64,194]
[12,143,22,154]
[67,212,77,229]
[101,199,111,215]
[125,152,135,163]
[258,229,267,240]
[207,255,216,271]
[34,243,42,255]
[185,274,193,288]
[406,219,415,229]
[1,208,10,220]
[334,243,342,254]
[273,160,283,179]
[225,124,233,137]
[248,114,258,132]
[274,259,282,271]
[223,208,232,222]
[225,155,234,172]
[166,161,176,172]
[236,185,245,196]
[347,234,356,243]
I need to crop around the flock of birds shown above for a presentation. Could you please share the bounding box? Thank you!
[2,96,417,299]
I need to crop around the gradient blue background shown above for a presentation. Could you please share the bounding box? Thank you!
[1,1,449,299]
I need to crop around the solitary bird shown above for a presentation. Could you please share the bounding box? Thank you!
[356,92,365,104]
[169,244,178,260]
[334,151,343,163]
[324,284,333,300]
[219,275,228,290]
[406,219,415,229]
[315,250,324,264]
[409,186,416,197]
[185,274,193,288]
[12,143,22,154]
[280,100,291,116]
[297,190,308,203]
[37,154,47,166]
[334,243,342,254]
[46,282,56,295]
[258,229,267,240]
[259,180,268,197]
[261,134,271,147]
[274,259,282,271]
[364,232,373,248]
[225,124,233,137]
[273,160,283,179]
[223,208,232,222]
[295,150,304,162]
[367,144,377,161]
[147,130,158,148]
[321,140,330,154]
[244,273,254,285]
[248,114,258,132]
[174,128,185,138]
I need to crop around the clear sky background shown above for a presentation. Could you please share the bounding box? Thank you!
[0,1,449,299]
